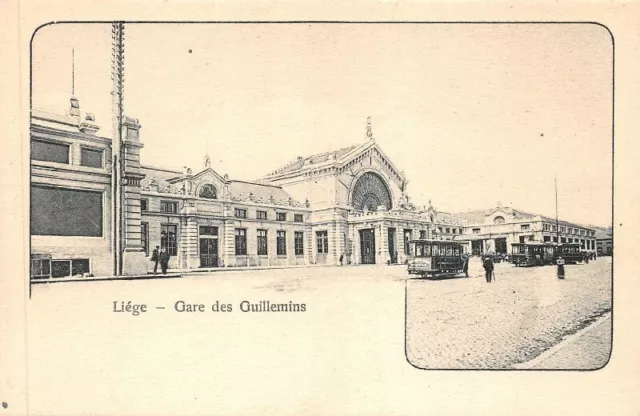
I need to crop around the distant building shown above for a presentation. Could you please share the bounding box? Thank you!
[453,203,597,256]
[595,227,613,256]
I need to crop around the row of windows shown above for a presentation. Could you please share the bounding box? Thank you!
[235,208,303,222]
[142,201,306,223]
[140,199,180,214]
[437,227,464,234]
[542,235,596,249]
[31,139,104,168]
[542,223,595,236]
[235,229,308,256]
[31,258,91,279]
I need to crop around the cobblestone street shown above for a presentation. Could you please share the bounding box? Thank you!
[406,257,612,369]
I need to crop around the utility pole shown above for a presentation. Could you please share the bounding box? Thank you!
[555,177,559,245]
[111,22,125,276]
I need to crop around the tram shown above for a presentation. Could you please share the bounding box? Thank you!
[407,239,465,279]
[510,243,555,267]
[554,242,583,264]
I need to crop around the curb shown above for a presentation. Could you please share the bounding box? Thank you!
[511,311,612,369]
[31,273,183,284]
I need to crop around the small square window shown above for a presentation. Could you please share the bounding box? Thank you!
[80,147,103,168]
[276,212,287,221]
[235,208,247,219]
[257,210,267,220]
[294,214,304,223]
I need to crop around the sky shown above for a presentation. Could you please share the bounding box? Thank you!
[31,23,613,227]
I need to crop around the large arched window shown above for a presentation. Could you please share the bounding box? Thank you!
[493,216,505,224]
[351,172,392,211]
[199,184,218,199]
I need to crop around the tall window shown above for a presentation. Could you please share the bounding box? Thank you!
[161,224,177,256]
[31,140,70,164]
[80,147,103,168]
[419,230,427,239]
[141,222,149,255]
[257,229,268,255]
[235,228,247,255]
[404,229,412,254]
[277,230,286,255]
[31,185,103,237]
[140,199,148,212]
[235,208,247,218]
[294,214,304,223]
[316,231,328,254]
[276,212,287,221]
[160,200,178,214]
[294,231,304,255]
[199,184,217,199]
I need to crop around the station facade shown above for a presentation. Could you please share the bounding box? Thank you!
[453,204,597,256]
[29,99,598,279]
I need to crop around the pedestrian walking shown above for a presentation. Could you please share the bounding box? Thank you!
[339,253,344,265]
[462,253,469,277]
[482,256,494,283]
[556,256,565,279]
[151,245,160,274]
[160,247,170,275]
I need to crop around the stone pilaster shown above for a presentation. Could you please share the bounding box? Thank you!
[179,201,199,269]
[222,205,235,267]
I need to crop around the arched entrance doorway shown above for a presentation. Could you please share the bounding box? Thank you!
[351,172,392,212]
[351,172,392,264]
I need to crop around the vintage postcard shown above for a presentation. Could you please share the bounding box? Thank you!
[1,2,639,415]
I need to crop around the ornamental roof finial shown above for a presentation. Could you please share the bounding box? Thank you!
[366,116,374,141]
[204,154,211,168]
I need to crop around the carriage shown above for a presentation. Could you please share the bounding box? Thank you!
[554,242,583,264]
[407,239,465,278]
[510,243,555,267]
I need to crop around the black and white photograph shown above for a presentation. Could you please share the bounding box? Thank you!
[3,13,633,415]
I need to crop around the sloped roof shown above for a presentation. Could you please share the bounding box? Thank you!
[594,227,613,240]
[453,206,595,230]
[266,144,359,176]
[140,165,183,193]
[227,180,305,207]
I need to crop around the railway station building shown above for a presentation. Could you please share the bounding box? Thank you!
[29,98,597,280]
[453,203,597,256]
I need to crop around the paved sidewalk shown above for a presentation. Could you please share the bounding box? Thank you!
[516,313,612,370]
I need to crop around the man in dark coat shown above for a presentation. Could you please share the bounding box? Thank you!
[160,248,170,275]
[151,246,160,274]
[482,256,494,283]
[462,253,470,277]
